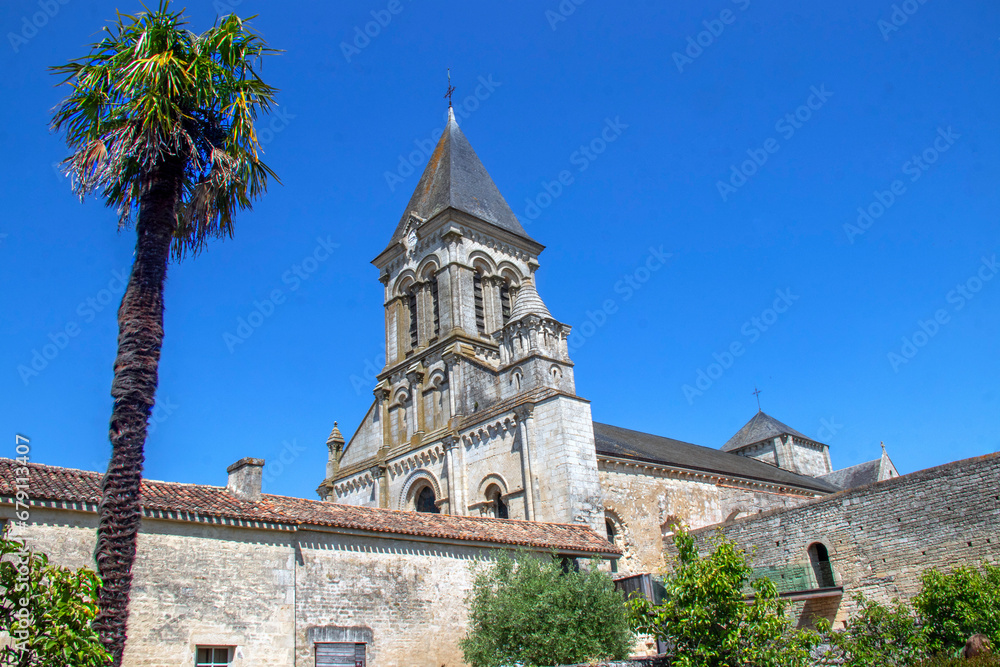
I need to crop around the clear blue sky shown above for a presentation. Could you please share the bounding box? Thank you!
[2,0,998,497]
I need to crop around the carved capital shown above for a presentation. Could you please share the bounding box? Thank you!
[513,404,535,422]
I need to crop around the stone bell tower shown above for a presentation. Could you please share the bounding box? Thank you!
[317,108,604,531]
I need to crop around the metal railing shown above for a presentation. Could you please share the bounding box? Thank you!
[748,561,838,594]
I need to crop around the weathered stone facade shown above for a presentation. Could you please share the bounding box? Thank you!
[684,452,1000,628]
[1,458,618,667]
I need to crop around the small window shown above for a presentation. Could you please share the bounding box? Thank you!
[606,519,618,573]
[407,288,418,349]
[431,276,440,337]
[473,272,485,334]
[416,485,439,514]
[486,484,508,519]
[196,647,232,667]
[500,282,511,324]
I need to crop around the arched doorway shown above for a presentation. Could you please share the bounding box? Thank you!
[807,542,834,587]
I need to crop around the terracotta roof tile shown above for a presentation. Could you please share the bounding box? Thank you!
[0,458,617,555]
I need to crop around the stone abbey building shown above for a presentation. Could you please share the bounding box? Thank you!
[315,107,895,576]
[5,109,994,667]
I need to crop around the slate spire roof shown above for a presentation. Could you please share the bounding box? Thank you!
[721,411,812,452]
[387,108,536,250]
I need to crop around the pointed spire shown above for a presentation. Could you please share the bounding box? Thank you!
[385,111,536,251]
[507,278,552,322]
[326,421,345,447]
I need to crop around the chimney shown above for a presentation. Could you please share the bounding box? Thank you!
[226,457,265,501]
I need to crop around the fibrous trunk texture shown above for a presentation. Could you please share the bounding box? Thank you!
[93,158,183,666]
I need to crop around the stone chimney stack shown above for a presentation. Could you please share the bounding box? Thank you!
[326,422,345,480]
[226,457,265,502]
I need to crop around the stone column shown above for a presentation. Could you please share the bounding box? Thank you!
[514,404,537,521]
[443,436,461,515]
[371,464,388,508]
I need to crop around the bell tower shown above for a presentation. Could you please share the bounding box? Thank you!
[319,108,604,532]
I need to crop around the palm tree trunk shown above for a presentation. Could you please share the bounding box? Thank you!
[93,158,183,666]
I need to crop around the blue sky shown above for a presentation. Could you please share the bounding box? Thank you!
[1,0,998,497]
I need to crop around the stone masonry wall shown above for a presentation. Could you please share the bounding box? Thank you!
[685,452,1000,627]
[600,465,813,575]
[3,505,572,667]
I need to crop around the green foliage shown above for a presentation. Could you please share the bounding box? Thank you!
[50,0,280,258]
[0,531,110,666]
[816,594,927,667]
[460,551,633,667]
[913,562,1000,655]
[627,527,818,667]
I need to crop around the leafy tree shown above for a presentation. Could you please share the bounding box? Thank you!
[913,562,1000,655]
[0,531,110,666]
[627,527,818,667]
[460,550,633,667]
[816,593,928,667]
[49,3,279,663]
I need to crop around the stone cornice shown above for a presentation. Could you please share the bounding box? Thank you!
[596,455,826,497]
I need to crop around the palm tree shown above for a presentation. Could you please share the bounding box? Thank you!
[51,3,279,663]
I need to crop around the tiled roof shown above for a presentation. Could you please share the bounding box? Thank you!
[818,457,884,490]
[721,411,812,452]
[0,459,617,555]
[593,422,837,494]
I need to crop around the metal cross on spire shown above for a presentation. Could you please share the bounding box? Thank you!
[444,68,455,108]
[752,386,762,412]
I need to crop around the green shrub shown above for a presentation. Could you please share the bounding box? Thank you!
[459,550,632,667]
[817,593,928,667]
[627,527,818,667]
[913,562,1000,655]
[0,529,110,666]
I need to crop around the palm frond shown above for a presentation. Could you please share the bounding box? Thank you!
[50,0,281,259]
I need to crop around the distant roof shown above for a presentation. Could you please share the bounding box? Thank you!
[818,457,885,490]
[593,422,837,494]
[721,411,812,452]
[386,108,536,251]
[0,459,616,555]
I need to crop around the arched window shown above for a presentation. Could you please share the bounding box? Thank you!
[430,275,440,337]
[486,484,508,519]
[416,486,439,514]
[407,287,418,349]
[500,282,511,324]
[473,272,485,334]
[808,542,835,588]
[606,519,618,573]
